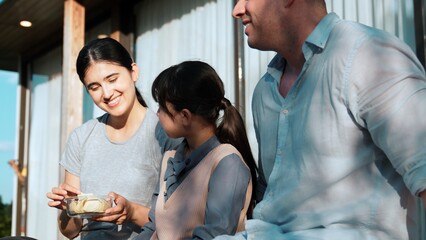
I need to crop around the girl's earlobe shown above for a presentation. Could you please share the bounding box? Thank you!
[181,109,190,118]
[180,109,192,125]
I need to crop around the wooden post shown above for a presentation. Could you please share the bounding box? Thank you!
[59,1,84,239]
[61,0,85,153]
[233,0,245,119]
[110,0,134,57]
[413,0,425,68]
[58,1,85,238]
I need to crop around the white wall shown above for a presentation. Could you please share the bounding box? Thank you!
[325,0,416,51]
[26,46,62,239]
[134,0,236,110]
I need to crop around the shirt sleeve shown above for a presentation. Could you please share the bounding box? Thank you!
[59,118,100,176]
[348,33,426,196]
[191,153,251,239]
[59,128,83,176]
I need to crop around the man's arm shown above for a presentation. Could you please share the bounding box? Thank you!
[421,190,426,208]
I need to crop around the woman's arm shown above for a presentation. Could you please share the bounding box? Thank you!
[47,171,82,239]
[125,200,150,226]
[132,187,159,240]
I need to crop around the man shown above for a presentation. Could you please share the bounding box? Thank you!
[217,0,426,239]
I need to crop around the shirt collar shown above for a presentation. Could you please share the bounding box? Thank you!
[185,136,220,168]
[266,13,341,81]
[266,54,285,83]
[304,12,341,53]
[174,136,221,168]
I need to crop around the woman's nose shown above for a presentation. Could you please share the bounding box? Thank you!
[102,84,113,99]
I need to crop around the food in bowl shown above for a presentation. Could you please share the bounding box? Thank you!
[66,193,114,218]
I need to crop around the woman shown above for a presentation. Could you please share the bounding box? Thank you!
[46,38,180,239]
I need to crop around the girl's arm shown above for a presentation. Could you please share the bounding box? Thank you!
[192,154,251,239]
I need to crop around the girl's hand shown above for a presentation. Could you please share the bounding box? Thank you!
[46,183,81,210]
[92,192,130,225]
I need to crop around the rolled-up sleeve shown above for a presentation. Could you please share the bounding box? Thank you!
[348,33,426,196]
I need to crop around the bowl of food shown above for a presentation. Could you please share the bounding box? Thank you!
[65,193,114,218]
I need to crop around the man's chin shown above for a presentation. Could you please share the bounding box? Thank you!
[247,40,270,51]
[247,39,258,49]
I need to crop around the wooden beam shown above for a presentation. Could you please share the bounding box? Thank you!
[413,0,425,68]
[233,0,246,119]
[57,1,85,238]
[110,0,134,57]
[60,5,84,237]
[61,0,85,153]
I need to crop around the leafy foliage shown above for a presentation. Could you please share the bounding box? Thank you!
[0,196,12,237]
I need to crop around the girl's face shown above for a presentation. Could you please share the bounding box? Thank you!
[157,102,185,139]
[83,61,138,117]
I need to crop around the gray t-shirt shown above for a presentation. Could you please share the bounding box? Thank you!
[60,109,180,239]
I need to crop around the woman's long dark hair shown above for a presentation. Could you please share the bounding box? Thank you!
[76,37,147,107]
[152,60,258,217]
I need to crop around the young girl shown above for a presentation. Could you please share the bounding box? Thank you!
[46,38,180,239]
[135,61,258,239]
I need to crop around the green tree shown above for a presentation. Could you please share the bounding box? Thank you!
[0,196,12,237]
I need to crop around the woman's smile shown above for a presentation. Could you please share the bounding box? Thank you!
[106,96,121,107]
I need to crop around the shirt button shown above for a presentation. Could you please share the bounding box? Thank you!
[282,109,288,114]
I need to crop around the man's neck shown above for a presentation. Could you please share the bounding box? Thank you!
[279,55,304,97]
[279,62,300,97]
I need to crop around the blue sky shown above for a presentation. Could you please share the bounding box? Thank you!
[0,70,18,204]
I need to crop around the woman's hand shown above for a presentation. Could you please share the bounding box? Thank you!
[48,171,82,239]
[92,192,150,226]
[92,192,130,225]
[46,182,81,210]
